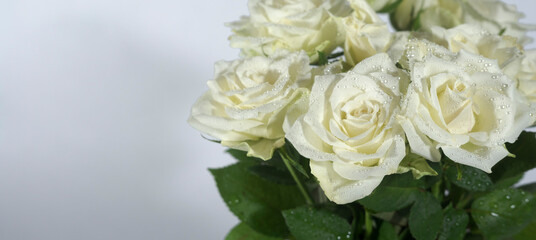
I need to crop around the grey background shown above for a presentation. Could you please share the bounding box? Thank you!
[1,0,535,239]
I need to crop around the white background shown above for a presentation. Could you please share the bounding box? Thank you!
[1,0,535,239]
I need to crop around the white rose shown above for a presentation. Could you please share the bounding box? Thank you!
[284,54,406,204]
[398,40,534,172]
[503,49,536,105]
[392,0,535,44]
[463,0,536,45]
[343,0,393,66]
[227,0,352,58]
[188,51,327,160]
[427,24,522,68]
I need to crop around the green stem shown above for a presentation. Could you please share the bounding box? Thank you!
[349,205,358,240]
[432,180,441,200]
[365,210,373,240]
[398,228,409,239]
[279,148,313,205]
[456,193,473,209]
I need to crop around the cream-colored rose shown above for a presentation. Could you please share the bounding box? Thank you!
[427,24,522,68]
[503,49,536,104]
[427,25,536,121]
[398,40,534,172]
[227,0,352,58]
[343,0,393,66]
[284,54,406,204]
[188,51,328,160]
[392,0,535,44]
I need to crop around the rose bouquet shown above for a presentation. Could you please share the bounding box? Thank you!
[188,0,536,239]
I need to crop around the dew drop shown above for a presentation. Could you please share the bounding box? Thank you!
[506,195,511,200]
[491,212,499,217]
[510,205,516,209]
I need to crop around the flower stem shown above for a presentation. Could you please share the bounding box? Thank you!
[279,148,314,205]
[364,210,373,240]
[456,193,473,209]
[348,205,358,240]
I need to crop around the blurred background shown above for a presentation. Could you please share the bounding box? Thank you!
[0,0,535,239]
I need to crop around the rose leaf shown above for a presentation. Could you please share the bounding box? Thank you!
[471,188,536,240]
[282,206,351,240]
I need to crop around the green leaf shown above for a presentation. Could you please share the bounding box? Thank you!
[514,219,536,240]
[316,51,328,66]
[494,173,524,189]
[282,206,352,240]
[227,149,263,164]
[471,188,536,240]
[499,28,506,36]
[226,223,284,240]
[397,153,438,179]
[445,164,493,192]
[378,221,398,240]
[210,162,306,237]
[423,162,443,189]
[409,193,443,240]
[248,164,295,185]
[518,182,536,194]
[491,131,536,182]
[438,206,469,240]
[359,172,425,212]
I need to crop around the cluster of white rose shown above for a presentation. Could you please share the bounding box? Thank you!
[189,0,536,204]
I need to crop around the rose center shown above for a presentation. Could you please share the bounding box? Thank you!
[437,80,476,134]
[340,99,381,137]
